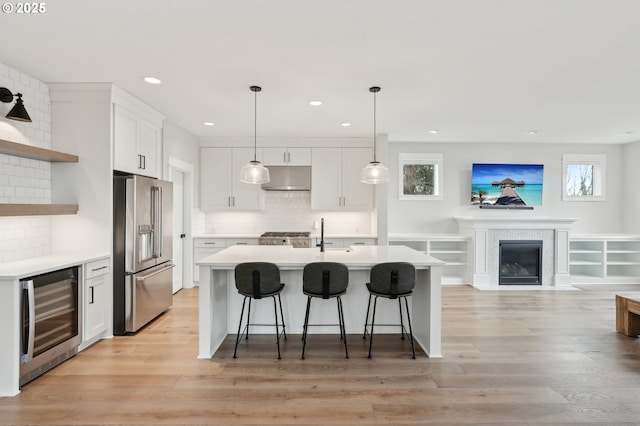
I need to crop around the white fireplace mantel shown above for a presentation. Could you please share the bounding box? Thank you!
[455,217,579,288]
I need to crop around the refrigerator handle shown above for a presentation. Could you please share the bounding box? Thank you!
[152,185,163,258]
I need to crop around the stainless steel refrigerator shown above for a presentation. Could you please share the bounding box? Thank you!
[113,173,174,335]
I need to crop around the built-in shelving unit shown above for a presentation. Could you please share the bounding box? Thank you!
[570,235,640,284]
[389,234,469,285]
[0,138,79,216]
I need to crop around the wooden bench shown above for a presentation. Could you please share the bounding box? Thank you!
[616,295,640,336]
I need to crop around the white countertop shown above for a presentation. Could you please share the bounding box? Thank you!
[0,253,110,280]
[194,233,377,239]
[197,244,444,270]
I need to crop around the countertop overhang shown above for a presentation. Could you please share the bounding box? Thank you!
[197,244,444,270]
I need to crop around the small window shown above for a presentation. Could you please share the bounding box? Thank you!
[562,154,605,201]
[398,153,443,200]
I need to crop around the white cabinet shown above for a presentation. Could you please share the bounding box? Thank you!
[263,147,311,166]
[311,148,374,210]
[113,104,162,178]
[570,235,640,284]
[200,148,265,211]
[389,235,469,285]
[83,257,110,345]
[193,237,259,283]
[193,238,226,283]
[313,237,377,249]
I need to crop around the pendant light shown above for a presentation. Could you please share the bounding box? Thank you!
[360,86,389,184]
[240,85,270,184]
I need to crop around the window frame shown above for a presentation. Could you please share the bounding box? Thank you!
[398,153,443,201]
[562,154,606,201]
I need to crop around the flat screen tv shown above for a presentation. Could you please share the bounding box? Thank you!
[471,163,544,207]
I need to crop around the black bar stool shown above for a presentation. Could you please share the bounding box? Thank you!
[301,262,349,359]
[362,262,416,359]
[233,262,287,359]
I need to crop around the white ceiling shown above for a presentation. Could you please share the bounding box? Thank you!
[2,0,640,144]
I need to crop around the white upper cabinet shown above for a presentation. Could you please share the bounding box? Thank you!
[113,104,162,178]
[263,147,311,166]
[311,147,374,211]
[200,147,265,211]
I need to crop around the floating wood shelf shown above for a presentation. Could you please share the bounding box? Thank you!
[0,204,79,216]
[0,138,78,162]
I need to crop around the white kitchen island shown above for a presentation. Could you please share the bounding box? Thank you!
[197,244,445,358]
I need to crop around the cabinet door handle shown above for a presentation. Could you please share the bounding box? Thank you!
[89,286,94,304]
[138,154,143,169]
[204,242,217,245]
[353,242,365,245]
[287,152,291,163]
[283,152,287,163]
[142,155,146,170]
[91,266,108,272]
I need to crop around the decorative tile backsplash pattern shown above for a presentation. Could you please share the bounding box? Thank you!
[204,191,375,235]
[0,62,53,263]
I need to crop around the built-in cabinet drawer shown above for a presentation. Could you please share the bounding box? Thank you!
[194,238,226,249]
[85,258,110,279]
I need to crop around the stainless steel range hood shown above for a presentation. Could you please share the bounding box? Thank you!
[261,166,311,191]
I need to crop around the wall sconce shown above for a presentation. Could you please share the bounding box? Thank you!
[0,87,32,122]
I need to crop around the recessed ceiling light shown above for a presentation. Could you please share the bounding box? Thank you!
[341,122,352,127]
[428,130,439,134]
[142,76,162,85]
[203,122,215,126]
[309,100,322,106]
[528,130,539,135]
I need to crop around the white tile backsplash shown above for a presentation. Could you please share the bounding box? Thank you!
[204,191,375,235]
[0,62,53,263]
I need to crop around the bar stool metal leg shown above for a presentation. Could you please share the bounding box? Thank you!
[398,298,405,340]
[277,294,287,339]
[245,298,252,339]
[367,296,378,359]
[301,296,312,359]
[404,297,416,359]
[272,296,281,359]
[338,296,348,358]
[234,296,248,358]
[363,293,372,339]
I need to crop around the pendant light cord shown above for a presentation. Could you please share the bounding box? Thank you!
[373,89,377,162]
[253,88,257,162]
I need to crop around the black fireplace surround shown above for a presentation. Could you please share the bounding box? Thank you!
[499,240,543,285]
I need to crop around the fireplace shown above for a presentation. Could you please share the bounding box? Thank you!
[499,240,542,285]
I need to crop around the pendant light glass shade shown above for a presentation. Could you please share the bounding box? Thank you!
[240,160,270,184]
[360,160,389,184]
[240,85,270,184]
[360,86,389,184]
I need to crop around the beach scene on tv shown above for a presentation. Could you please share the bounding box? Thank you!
[471,163,544,206]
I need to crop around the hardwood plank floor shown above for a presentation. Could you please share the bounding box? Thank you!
[1,285,640,425]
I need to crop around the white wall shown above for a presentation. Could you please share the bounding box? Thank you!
[163,120,199,185]
[623,141,640,234]
[387,142,626,235]
[0,62,53,262]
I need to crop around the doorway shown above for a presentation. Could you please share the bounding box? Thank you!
[168,157,195,292]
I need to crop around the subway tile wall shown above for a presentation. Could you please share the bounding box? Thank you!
[0,62,53,263]
[204,191,375,235]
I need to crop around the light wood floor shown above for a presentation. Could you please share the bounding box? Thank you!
[2,285,640,425]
